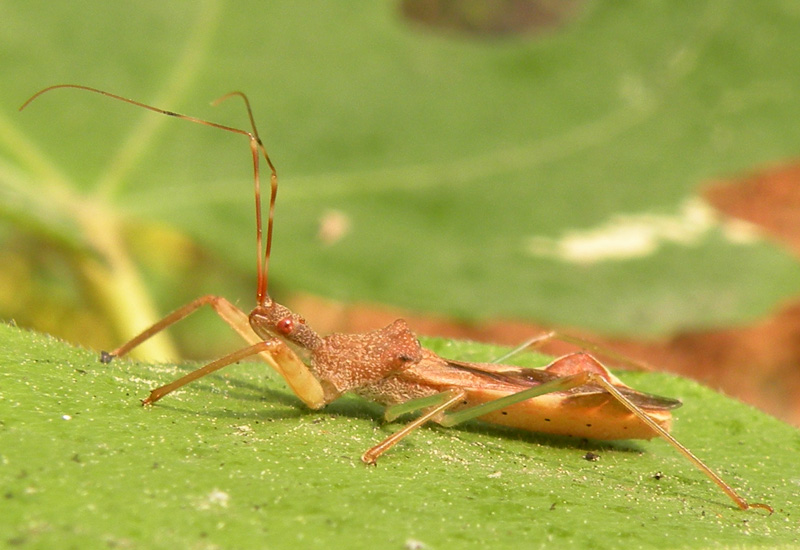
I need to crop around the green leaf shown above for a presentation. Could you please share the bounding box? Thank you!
[2,322,798,549]
[2,1,800,359]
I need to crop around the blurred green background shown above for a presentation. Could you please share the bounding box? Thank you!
[3,3,800,547]
[2,0,800,362]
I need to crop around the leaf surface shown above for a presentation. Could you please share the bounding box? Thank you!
[2,323,798,549]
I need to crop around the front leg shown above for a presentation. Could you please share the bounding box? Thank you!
[100,295,327,409]
[143,337,326,409]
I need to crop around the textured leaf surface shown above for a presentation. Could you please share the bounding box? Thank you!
[2,323,798,549]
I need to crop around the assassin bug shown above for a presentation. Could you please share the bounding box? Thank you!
[20,84,772,512]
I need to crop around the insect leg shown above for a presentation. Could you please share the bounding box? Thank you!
[101,295,254,362]
[438,370,771,512]
[142,337,324,408]
[438,372,595,428]
[102,295,326,408]
[383,392,461,422]
[492,331,654,371]
[361,389,466,465]
[586,373,771,512]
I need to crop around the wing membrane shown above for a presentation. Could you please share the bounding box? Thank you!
[444,359,682,411]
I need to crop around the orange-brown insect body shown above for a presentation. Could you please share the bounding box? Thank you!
[19,84,771,513]
[396,350,675,440]
[252,307,675,441]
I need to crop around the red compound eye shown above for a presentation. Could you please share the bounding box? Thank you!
[276,317,294,335]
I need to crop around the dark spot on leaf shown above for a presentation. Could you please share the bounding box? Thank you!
[400,0,583,38]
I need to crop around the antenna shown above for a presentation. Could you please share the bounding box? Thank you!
[20,84,278,307]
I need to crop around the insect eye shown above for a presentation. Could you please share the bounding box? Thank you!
[276,317,294,335]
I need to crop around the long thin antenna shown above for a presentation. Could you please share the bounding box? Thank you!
[211,92,277,307]
[20,84,277,307]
